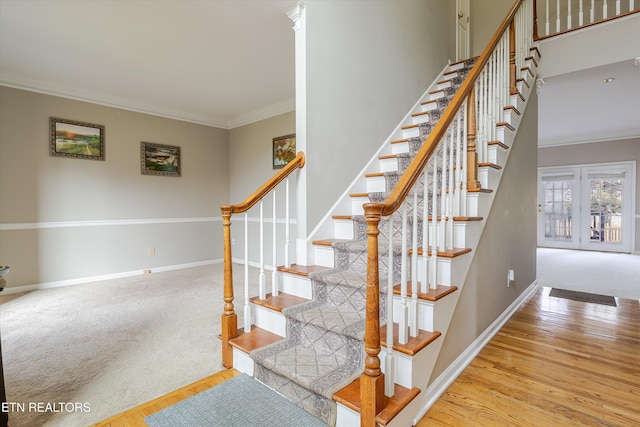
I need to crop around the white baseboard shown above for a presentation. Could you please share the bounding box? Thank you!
[412,280,539,425]
[0,259,223,295]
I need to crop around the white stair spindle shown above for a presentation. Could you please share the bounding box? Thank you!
[556,0,561,32]
[603,0,608,20]
[461,96,469,218]
[430,153,438,290]
[284,177,291,268]
[545,0,550,35]
[259,200,266,300]
[421,166,429,293]
[272,191,278,297]
[244,213,251,333]
[447,126,454,251]
[410,185,419,337]
[440,142,447,251]
[399,202,409,345]
[616,0,621,15]
[385,213,395,397]
[579,0,584,26]
[590,0,595,23]
[567,0,572,29]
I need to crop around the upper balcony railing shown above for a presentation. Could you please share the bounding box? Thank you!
[535,0,640,39]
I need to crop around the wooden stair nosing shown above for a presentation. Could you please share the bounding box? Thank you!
[525,55,539,67]
[412,246,472,258]
[497,121,516,131]
[478,162,502,170]
[390,138,409,145]
[277,264,331,277]
[401,123,419,130]
[504,105,522,115]
[488,140,509,150]
[392,283,459,302]
[380,324,441,356]
[225,326,283,354]
[333,377,420,426]
[349,192,370,198]
[249,292,308,312]
[468,187,493,193]
[365,172,385,178]
[312,238,353,247]
[516,77,531,88]
[378,154,398,160]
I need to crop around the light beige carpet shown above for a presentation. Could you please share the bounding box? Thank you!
[0,263,259,427]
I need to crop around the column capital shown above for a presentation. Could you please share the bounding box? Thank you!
[285,2,305,31]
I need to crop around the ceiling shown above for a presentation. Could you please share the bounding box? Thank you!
[0,0,295,129]
[1,0,638,144]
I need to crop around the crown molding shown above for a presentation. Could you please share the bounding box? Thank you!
[1,73,295,130]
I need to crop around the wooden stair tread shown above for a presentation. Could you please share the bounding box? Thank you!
[333,377,420,426]
[478,162,502,170]
[504,105,522,115]
[312,238,352,246]
[365,172,385,178]
[249,292,308,312]
[392,283,459,301]
[401,123,418,130]
[227,327,283,353]
[468,187,493,193]
[277,263,330,276]
[412,246,472,258]
[349,192,370,198]
[497,121,516,131]
[390,138,409,144]
[380,323,441,356]
[378,154,397,160]
[488,140,509,149]
[411,110,429,118]
[421,99,437,106]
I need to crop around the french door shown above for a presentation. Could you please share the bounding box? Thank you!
[538,162,634,253]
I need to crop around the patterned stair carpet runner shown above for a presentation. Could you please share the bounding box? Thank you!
[250,59,476,426]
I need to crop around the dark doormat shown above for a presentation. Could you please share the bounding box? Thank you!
[549,288,617,306]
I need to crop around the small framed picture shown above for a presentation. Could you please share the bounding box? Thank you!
[50,117,105,160]
[273,134,296,169]
[141,142,181,177]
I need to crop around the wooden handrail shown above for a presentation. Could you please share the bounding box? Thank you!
[220,150,305,369]
[224,151,305,215]
[363,0,525,219]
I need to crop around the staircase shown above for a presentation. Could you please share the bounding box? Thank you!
[220,1,539,425]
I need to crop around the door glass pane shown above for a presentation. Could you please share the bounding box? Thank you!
[543,178,573,242]
[587,172,624,244]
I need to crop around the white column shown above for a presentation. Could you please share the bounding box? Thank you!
[286,2,308,266]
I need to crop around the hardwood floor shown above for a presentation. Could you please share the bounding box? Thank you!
[418,286,640,426]
[92,286,639,426]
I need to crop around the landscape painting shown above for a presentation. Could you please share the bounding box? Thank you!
[273,134,296,169]
[50,117,105,160]
[141,142,181,177]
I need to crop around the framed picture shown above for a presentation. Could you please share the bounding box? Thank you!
[50,117,105,160]
[141,142,181,177]
[273,133,296,169]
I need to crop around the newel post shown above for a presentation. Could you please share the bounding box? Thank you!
[360,204,385,426]
[221,206,238,368]
[466,88,481,191]
[509,20,518,96]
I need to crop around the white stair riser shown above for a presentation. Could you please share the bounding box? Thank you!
[391,141,410,155]
[412,112,431,125]
[393,292,459,333]
[479,165,501,189]
[314,245,335,268]
[333,218,355,240]
[420,101,438,113]
[467,191,491,217]
[351,196,369,216]
[366,175,387,193]
[252,305,287,337]
[402,126,420,139]
[380,336,442,390]
[487,144,508,166]
[336,404,360,427]
[232,348,255,376]
[379,157,399,173]
[416,254,470,288]
[503,108,521,129]
[280,273,313,299]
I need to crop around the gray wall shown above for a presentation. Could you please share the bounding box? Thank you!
[228,111,296,268]
[304,0,456,231]
[0,86,229,288]
[471,0,514,56]
[539,138,640,253]
[433,92,539,380]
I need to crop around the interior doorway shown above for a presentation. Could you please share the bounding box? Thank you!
[537,161,634,253]
[456,0,470,60]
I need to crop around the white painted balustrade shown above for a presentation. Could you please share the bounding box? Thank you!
[540,0,638,37]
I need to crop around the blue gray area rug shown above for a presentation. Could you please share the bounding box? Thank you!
[144,373,328,427]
